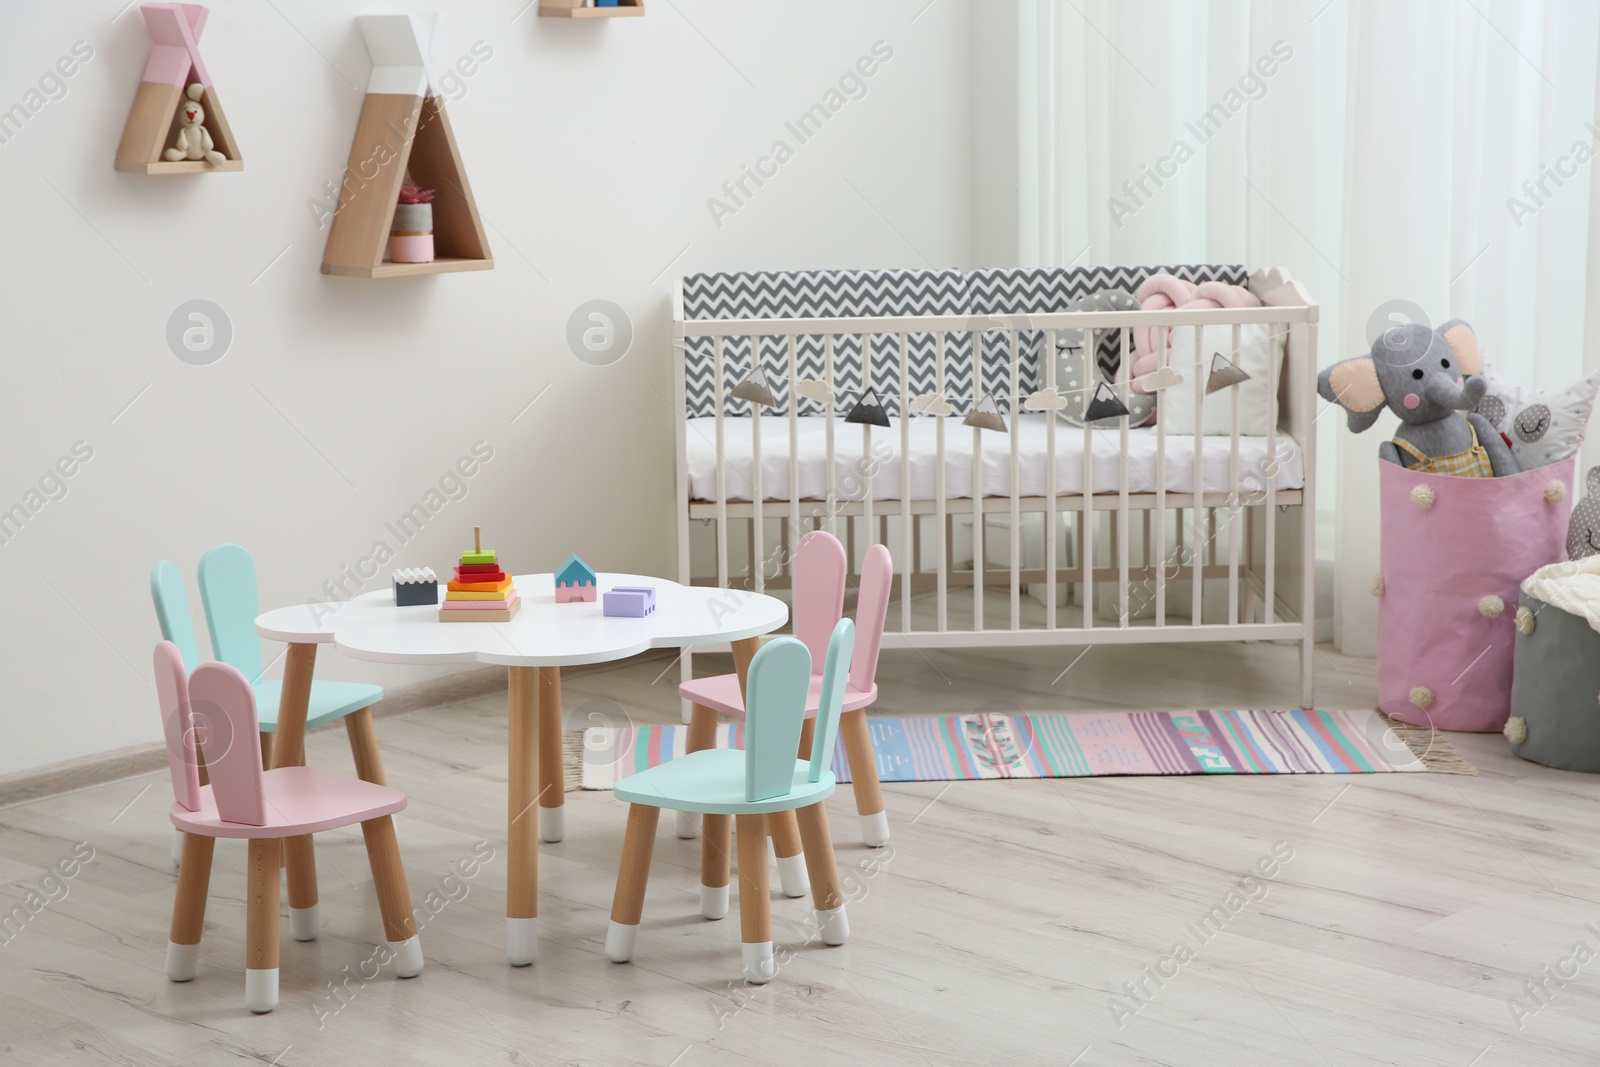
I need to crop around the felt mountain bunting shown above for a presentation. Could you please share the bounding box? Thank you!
[440,526,520,622]
[1205,352,1252,395]
[730,366,777,407]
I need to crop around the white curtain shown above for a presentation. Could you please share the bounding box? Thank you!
[1012,0,1600,656]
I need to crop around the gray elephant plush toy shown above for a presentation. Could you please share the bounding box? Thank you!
[1317,319,1521,477]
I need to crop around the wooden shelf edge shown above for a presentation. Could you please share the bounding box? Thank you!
[321,256,495,279]
[114,159,245,174]
[538,5,644,15]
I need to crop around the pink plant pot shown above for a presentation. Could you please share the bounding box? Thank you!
[388,233,434,264]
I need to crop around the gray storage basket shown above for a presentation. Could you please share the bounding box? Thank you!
[1508,591,1600,772]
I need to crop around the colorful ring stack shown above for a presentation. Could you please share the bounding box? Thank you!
[440,530,520,622]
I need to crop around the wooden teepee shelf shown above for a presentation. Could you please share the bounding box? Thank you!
[320,15,492,279]
[115,4,242,175]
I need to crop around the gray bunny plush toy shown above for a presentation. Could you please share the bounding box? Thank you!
[1317,318,1521,477]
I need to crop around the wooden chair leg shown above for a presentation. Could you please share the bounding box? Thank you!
[700,813,731,919]
[767,810,807,898]
[538,667,565,843]
[245,838,280,1013]
[283,833,319,942]
[678,703,719,839]
[361,814,423,977]
[839,708,889,846]
[166,832,214,981]
[798,719,816,758]
[605,804,660,962]
[735,813,774,984]
[256,732,273,770]
[344,707,387,785]
[795,802,849,945]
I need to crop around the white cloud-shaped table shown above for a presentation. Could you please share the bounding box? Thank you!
[257,573,787,966]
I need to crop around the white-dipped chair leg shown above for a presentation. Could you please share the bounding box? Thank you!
[676,811,700,839]
[605,921,638,963]
[245,968,278,1014]
[700,884,730,920]
[539,806,565,844]
[169,829,184,870]
[860,811,891,848]
[507,917,537,966]
[742,941,775,985]
[775,853,807,899]
[289,905,319,942]
[389,936,424,978]
[165,941,200,981]
[817,905,849,946]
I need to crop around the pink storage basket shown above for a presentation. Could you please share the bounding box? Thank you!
[1377,458,1575,731]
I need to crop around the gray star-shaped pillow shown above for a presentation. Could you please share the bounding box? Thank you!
[1475,364,1600,469]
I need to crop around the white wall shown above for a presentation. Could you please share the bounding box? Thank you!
[0,0,972,777]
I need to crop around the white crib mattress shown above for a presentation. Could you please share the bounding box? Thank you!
[684,414,1304,502]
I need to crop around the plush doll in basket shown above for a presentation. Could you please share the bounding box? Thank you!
[1318,319,1520,477]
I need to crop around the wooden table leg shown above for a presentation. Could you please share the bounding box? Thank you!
[506,665,539,966]
[731,637,761,697]
[344,707,388,786]
[678,703,719,839]
[538,667,564,843]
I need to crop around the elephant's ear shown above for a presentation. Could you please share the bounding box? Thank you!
[1588,465,1600,495]
[1439,319,1483,376]
[1318,356,1385,432]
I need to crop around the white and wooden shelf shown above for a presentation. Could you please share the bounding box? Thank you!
[321,14,492,278]
[539,0,644,17]
[115,4,242,175]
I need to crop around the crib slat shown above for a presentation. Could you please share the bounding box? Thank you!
[1155,327,1167,627]
[935,331,948,633]
[1045,327,1057,632]
[972,328,984,632]
[825,333,837,540]
[788,334,800,566]
[1265,324,1279,625]
[1118,329,1130,629]
[1009,329,1021,631]
[862,332,875,552]
[1227,323,1241,626]
[1081,328,1094,630]
[899,332,912,635]
[715,335,728,592]
[751,334,763,594]
[1191,324,1204,627]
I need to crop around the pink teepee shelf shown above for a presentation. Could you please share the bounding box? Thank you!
[114,3,242,174]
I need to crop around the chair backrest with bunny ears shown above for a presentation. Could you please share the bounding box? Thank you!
[850,544,892,692]
[187,659,268,826]
[793,531,847,667]
[154,641,202,813]
[809,619,856,783]
[197,543,264,684]
[742,637,811,803]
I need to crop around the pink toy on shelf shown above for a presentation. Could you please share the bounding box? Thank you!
[554,553,597,603]
[603,586,655,617]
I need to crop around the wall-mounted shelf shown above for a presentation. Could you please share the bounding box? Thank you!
[539,0,644,17]
[115,4,242,174]
[320,15,492,279]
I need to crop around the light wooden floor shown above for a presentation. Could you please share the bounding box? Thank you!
[3,640,1598,1066]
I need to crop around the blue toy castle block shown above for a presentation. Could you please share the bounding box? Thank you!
[603,586,655,618]
[555,552,598,603]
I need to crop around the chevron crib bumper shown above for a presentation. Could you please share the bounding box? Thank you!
[678,264,1248,419]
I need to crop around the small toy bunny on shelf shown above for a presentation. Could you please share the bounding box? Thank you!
[164,84,226,166]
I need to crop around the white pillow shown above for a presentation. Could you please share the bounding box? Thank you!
[1475,364,1600,470]
[1157,324,1284,436]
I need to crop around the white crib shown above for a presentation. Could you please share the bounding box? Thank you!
[672,266,1320,708]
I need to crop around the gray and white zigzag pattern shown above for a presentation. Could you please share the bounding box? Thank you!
[681,264,1248,418]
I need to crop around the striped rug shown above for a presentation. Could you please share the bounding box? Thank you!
[574,709,1471,790]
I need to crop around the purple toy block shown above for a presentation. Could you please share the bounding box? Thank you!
[603,586,655,617]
